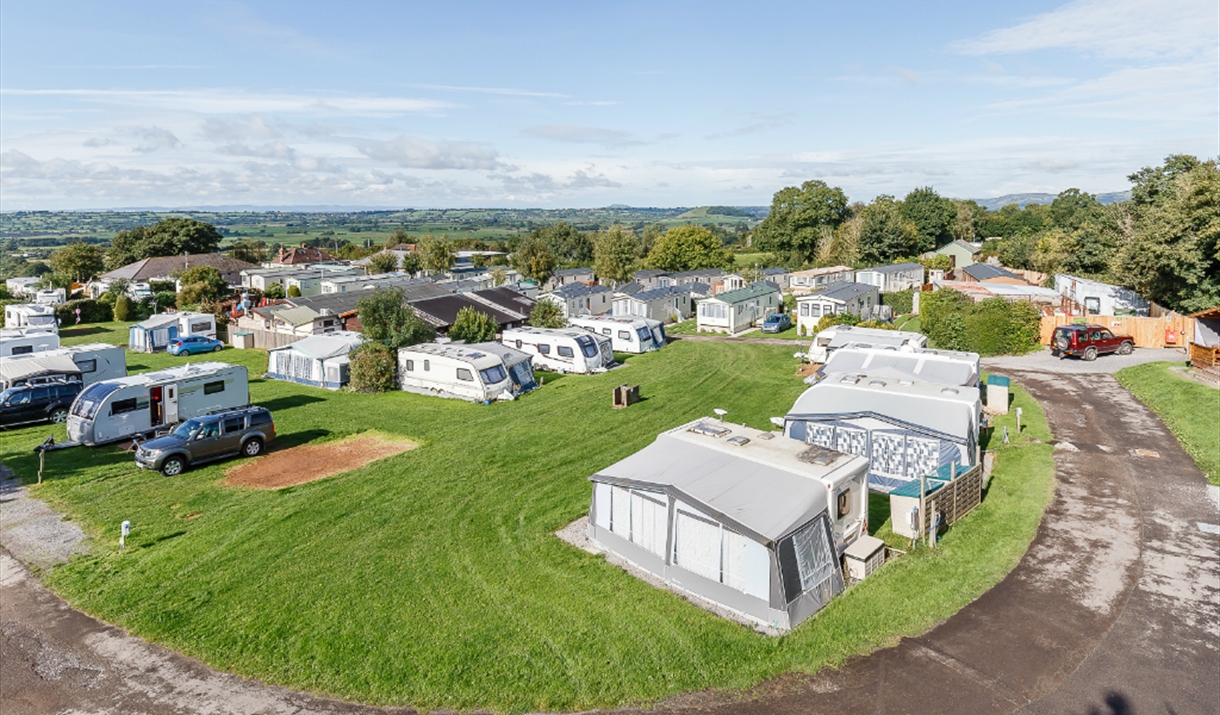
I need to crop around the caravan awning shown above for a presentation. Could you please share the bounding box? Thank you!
[0,353,81,384]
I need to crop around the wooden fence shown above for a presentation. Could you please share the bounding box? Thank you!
[1039,314,1195,349]
[922,464,983,537]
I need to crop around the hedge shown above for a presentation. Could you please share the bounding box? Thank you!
[920,289,1040,356]
[880,289,914,315]
[55,298,113,326]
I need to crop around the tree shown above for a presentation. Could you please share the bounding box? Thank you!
[348,343,397,393]
[418,235,455,273]
[646,225,733,272]
[512,234,557,284]
[229,239,269,264]
[385,228,411,249]
[753,180,849,264]
[176,266,230,306]
[1048,188,1103,232]
[287,284,302,298]
[592,226,640,285]
[367,251,399,275]
[996,232,1038,270]
[901,187,955,251]
[449,306,499,343]
[49,241,105,283]
[531,222,594,266]
[489,267,508,287]
[356,288,435,349]
[113,295,134,321]
[1128,154,1201,207]
[529,299,566,328]
[951,200,986,242]
[264,283,286,300]
[858,196,920,264]
[107,218,223,269]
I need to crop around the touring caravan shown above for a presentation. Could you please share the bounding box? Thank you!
[812,344,980,387]
[807,325,927,363]
[0,328,60,358]
[466,342,538,395]
[568,315,665,353]
[67,362,249,446]
[129,312,217,353]
[397,343,517,402]
[5,303,59,331]
[0,343,126,389]
[500,327,613,374]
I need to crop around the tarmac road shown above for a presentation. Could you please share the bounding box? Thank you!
[2,369,1217,715]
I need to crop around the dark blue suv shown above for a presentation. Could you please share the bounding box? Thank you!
[0,381,83,427]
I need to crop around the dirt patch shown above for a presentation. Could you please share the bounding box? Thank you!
[795,363,820,377]
[223,434,416,489]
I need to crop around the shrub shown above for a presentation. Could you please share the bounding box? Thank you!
[348,343,397,393]
[448,306,499,343]
[112,295,134,321]
[814,312,860,333]
[287,284,302,298]
[880,289,914,315]
[529,299,566,329]
[55,298,112,325]
[264,283,286,300]
[154,291,177,311]
[921,288,1040,356]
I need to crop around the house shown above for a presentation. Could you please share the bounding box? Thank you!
[695,282,783,335]
[128,312,217,353]
[241,265,361,296]
[631,269,668,290]
[101,253,257,287]
[586,418,869,632]
[758,267,790,290]
[784,374,982,493]
[270,245,336,266]
[234,291,370,348]
[266,331,364,390]
[540,282,614,318]
[715,273,748,293]
[855,263,924,293]
[789,266,854,294]
[934,240,981,270]
[794,282,880,335]
[611,285,692,324]
[1188,306,1220,383]
[543,268,596,292]
[663,268,725,287]
[1054,274,1150,316]
[815,344,980,387]
[960,264,1029,285]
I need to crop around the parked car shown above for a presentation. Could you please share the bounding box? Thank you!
[167,336,225,356]
[1051,324,1135,361]
[761,312,792,333]
[134,405,275,476]
[0,380,83,427]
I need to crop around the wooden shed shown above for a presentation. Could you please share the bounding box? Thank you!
[1189,306,1220,383]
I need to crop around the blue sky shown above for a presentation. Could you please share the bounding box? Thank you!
[2,0,1216,210]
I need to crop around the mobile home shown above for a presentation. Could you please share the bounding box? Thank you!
[5,303,59,331]
[500,327,614,374]
[67,362,249,446]
[784,374,982,493]
[129,312,217,353]
[568,315,665,353]
[813,344,980,387]
[0,343,126,389]
[397,343,518,402]
[807,325,927,363]
[35,288,67,306]
[266,331,363,390]
[587,419,869,632]
[0,328,60,358]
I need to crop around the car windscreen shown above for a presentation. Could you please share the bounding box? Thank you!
[576,335,599,358]
[479,365,507,385]
[172,419,202,439]
[70,381,123,419]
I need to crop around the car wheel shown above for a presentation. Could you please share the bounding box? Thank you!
[213,344,223,352]
[49,407,68,423]
[241,437,263,457]
[161,456,186,477]
[1117,341,1134,355]
[1083,347,1098,361]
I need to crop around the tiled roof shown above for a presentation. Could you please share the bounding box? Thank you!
[101,254,256,282]
[800,281,877,303]
[551,282,612,299]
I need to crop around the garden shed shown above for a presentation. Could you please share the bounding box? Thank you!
[265,331,364,390]
[587,419,869,632]
[1188,306,1220,382]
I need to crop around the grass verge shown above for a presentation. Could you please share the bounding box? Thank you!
[1115,361,1220,485]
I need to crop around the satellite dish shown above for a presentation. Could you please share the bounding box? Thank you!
[713,408,728,421]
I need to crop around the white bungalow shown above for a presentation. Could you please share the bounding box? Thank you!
[794,282,880,335]
[695,283,782,335]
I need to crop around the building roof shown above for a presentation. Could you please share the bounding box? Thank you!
[468,287,535,318]
[937,239,981,255]
[787,373,981,441]
[284,291,366,316]
[550,282,613,299]
[351,248,417,267]
[411,294,520,328]
[688,281,713,296]
[859,262,922,274]
[270,332,363,359]
[553,267,594,277]
[799,281,877,303]
[816,346,979,387]
[790,265,853,278]
[701,282,781,304]
[272,246,336,265]
[615,281,644,295]
[269,305,323,327]
[591,419,868,544]
[101,254,256,283]
[667,268,725,281]
[962,263,1024,282]
[627,285,691,303]
[759,267,788,276]
[632,269,667,280]
[934,280,1061,301]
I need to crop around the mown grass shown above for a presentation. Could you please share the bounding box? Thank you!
[0,335,1055,712]
[1115,362,1220,485]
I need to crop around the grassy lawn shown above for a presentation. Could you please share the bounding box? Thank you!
[1115,362,1220,485]
[894,314,921,333]
[665,319,804,342]
[733,252,768,268]
[0,330,1054,712]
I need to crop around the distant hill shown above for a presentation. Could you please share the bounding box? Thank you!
[973,191,1131,211]
[674,206,769,220]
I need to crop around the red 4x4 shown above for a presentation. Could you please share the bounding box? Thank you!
[1052,324,1135,361]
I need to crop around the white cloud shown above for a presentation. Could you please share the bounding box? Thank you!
[1,89,455,116]
[201,115,283,142]
[131,126,182,153]
[221,142,296,160]
[359,135,504,170]
[523,124,642,147]
[413,84,568,98]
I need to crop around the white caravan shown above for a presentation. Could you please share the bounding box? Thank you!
[807,325,927,363]
[35,288,66,306]
[568,315,665,353]
[813,343,980,387]
[0,343,126,389]
[500,327,614,374]
[5,303,59,331]
[397,343,516,402]
[67,362,249,446]
[0,328,60,358]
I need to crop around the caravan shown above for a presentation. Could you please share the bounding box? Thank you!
[129,312,217,353]
[0,343,127,389]
[1,328,60,358]
[67,362,249,446]
[266,331,363,390]
[568,315,665,353]
[397,343,516,402]
[812,344,980,387]
[500,327,614,374]
[807,325,927,363]
[5,303,59,332]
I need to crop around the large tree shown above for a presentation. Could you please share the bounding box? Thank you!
[356,288,435,349]
[1048,188,1104,232]
[530,222,593,266]
[752,180,849,264]
[49,241,105,283]
[176,266,230,306]
[592,226,640,285]
[512,234,557,284]
[448,306,499,343]
[858,196,921,264]
[366,251,399,275]
[107,218,223,269]
[646,225,734,272]
[901,187,955,251]
[417,235,456,274]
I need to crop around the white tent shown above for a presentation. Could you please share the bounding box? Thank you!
[266,331,363,390]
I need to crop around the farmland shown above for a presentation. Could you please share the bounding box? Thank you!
[1,328,1053,712]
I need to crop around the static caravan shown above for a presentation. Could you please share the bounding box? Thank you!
[466,342,538,395]
[129,312,217,353]
[807,325,927,363]
[266,331,363,390]
[587,419,869,632]
[397,343,517,402]
[813,344,980,387]
[35,288,66,306]
[784,373,982,493]
[5,303,59,331]
[0,328,60,358]
[500,327,614,374]
[568,315,665,353]
[0,343,126,389]
[67,362,249,446]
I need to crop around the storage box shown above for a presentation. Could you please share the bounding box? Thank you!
[843,534,886,581]
[986,374,1010,414]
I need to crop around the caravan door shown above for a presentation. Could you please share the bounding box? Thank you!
[164,385,179,424]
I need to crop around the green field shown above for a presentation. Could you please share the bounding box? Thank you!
[1,326,1054,712]
[1115,362,1220,485]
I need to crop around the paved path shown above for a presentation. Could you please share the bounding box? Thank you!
[2,370,1217,714]
[982,346,1188,374]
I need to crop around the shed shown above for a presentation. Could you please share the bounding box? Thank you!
[1188,306,1220,382]
[266,331,364,389]
[128,312,217,353]
[935,240,980,270]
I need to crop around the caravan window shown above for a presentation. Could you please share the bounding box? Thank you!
[636,327,651,343]
[404,360,415,371]
[618,330,631,340]
[110,397,140,415]
[576,336,599,358]
[537,344,551,355]
[190,321,211,333]
[515,339,523,349]
[203,380,225,395]
[424,360,430,371]
[557,345,574,358]
[11,345,32,355]
[72,381,121,418]
[76,359,97,373]
[601,328,611,336]
[456,368,474,382]
[479,365,506,385]
[837,490,851,518]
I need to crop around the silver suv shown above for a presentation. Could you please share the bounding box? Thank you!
[135,406,275,476]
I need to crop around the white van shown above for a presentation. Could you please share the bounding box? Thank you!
[0,328,60,358]
[67,362,249,446]
[5,303,59,332]
[568,315,665,353]
[397,343,516,402]
[0,343,127,389]
[500,327,613,374]
[807,325,927,363]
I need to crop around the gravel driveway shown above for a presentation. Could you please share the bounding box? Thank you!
[982,346,1188,374]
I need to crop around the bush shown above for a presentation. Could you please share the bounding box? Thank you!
[113,295,134,321]
[529,299,566,329]
[921,288,1040,356]
[154,291,177,311]
[287,284,302,298]
[448,306,499,343]
[814,312,860,333]
[55,298,112,326]
[348,343,397,393]
[880,289,914,315]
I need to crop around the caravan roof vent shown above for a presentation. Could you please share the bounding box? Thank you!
[840,375,860,384]
[797,445,839,466]
[868,379,887,387]
[689,422,731,438]
[727,435,750,447]
[899,379,914,386]
[757,432,776,441]
[941,387,960,395]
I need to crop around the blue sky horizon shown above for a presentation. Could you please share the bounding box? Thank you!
[2,1,1217,211]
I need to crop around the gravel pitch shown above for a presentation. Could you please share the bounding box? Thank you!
[982,346,1188,374]
[0,467,89,571]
